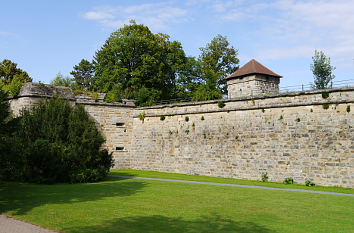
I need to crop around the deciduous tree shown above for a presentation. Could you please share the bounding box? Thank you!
[310,50,335,89]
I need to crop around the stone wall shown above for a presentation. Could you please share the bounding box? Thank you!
[8,83,135,165]
[227,75,280,98]
[128,88,354,188]
[8,83,354,188]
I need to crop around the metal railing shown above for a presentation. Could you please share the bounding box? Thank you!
[153,79,354,105]
[279,79,354,93]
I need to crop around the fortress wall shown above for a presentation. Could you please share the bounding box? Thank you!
[8,83,135,165]
[8,83,354,187]
[128,88,354,187]
[83,104,133,166]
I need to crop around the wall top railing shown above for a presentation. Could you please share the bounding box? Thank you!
[153,79,354,106]
[279,79,354,93]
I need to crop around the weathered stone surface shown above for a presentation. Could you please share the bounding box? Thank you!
[8,83,354,188]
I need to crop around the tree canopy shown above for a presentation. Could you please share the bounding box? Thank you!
[0,59,32,96]
[198,34,239,95]
[74,22,239,106]
[93,21,191,106]
[71,59,95,91]
[50,72,73,87]
[310,50,335,90]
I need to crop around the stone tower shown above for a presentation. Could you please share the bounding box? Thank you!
[226,59,282,98]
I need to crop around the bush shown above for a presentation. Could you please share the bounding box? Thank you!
[218,102,225,108]
[305,180,315,186]
[160,115,165,121]
[185,116,189,122]
[15,97,113,183]
[283,177,294,184]
[0,89,23,181]
[261,173,268,182]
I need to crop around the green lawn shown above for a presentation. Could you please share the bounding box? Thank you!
[0,170,352,233]
[111,169,354,194]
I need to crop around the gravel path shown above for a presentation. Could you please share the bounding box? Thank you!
[0,215,58,233]
[109,175,354,197]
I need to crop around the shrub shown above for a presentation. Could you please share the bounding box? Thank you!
[160,115,165,121]
[321,91,329,99]
[218,102,226,108]
[322,103,330,109]
[138,112,145,122]
[296,118,301,122]
[201,116,205,121]
[185,116,189,122]
[305,180,315,186]
[347,105,350,113]
[15,97,113,183]
[261,173,268,182]
[283,177,294,184]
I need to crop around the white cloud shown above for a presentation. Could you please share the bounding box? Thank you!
[82,3,189,31]
[204,0,354,63]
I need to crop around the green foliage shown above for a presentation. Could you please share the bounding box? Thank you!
[71,59,95,91]
[305,180,315,186]
[0,89,22,180]
[296,118,301,122]
[310,108,313,112]
[0,59,32,96]
[310,50,335,90]
[218,102,226,108]
[283,178,294,184]
[138,112,145,122]
[13,98,113,183]
[201,116,205,120]
[198,34,239,95]
[93,21,191,107]
[192,81,222,101]
[278,115,283,120]
[0,59,32,85]
[50,72,73,87]
[185,129,189,134]
[321,91,329,99]
[2,76,23,96]
[261,109,265,113]
[322,103,330,110]
[261,173,268,182]
[160,115,165,121]
[185,116,189,122]
[346,105,350,113]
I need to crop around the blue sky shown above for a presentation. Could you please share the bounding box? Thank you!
[1,0,353,88]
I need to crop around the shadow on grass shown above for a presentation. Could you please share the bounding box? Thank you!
[0,176,146,215]
[63,214,274,233]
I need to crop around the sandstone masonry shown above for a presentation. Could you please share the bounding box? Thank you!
[8,83,354,188]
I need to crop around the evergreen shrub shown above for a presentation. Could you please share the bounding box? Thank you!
[16,97,113,183]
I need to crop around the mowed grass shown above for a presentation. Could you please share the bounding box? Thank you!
[111,169,354,194]
[0,171,351,233]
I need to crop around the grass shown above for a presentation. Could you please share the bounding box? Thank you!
[110,169,354,194]
[0,171,352,233]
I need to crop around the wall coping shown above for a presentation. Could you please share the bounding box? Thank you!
[137,87,354,110]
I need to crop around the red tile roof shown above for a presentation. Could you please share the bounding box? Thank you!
[226,59,282,79]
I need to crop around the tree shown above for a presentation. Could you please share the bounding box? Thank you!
[310,50,335,90]
[93,21,190,106]
[198,35,239,95]
[0,59,32,96]
[0,89,22,180]
[71,59,95,90]
[50,72,73,87]
[15,98,113,183]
